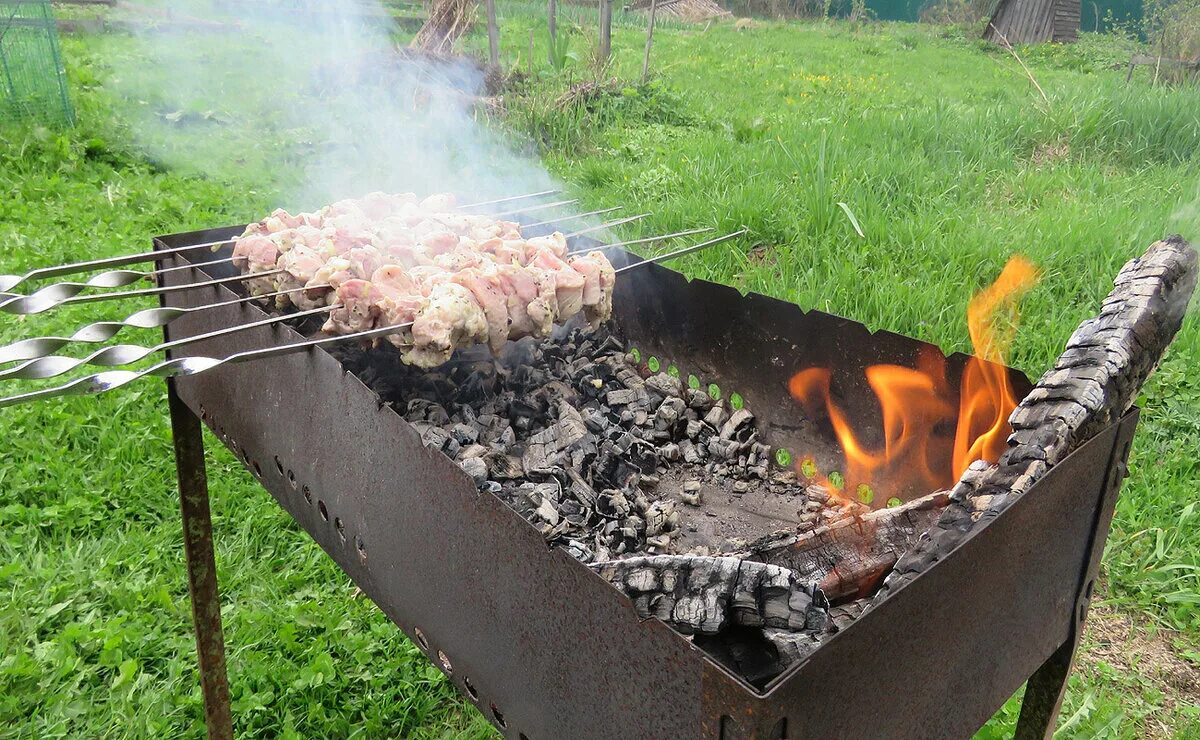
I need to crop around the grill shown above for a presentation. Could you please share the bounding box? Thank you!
[132,224,1192,739]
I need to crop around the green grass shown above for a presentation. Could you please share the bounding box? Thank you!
[1,12,1199,738]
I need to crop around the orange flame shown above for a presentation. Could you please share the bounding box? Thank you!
[788,256,1040,501]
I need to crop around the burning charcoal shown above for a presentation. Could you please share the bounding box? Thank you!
[444,438,461,458]
[459,457,488,487]
[654,396,686,432]
[685,388,715,411]
[421,426,451,451]
[685,419,703,440]
[660,443,681,462]
[536,498,561,526]
[498,426,516,447]
[645,500,677,536]
[564,540,593,562]
[720,409,754,440]
[459,443,488,460]
[638,474,660,490]
[598,489,632,517]
[704,405,728,430]
[681,440,703,464]
[487,453,525,480]
[451,423,480,446]
[606,389,637,407]
[645,372,682,398]
[482,481,502,496]
[582,408,608,433]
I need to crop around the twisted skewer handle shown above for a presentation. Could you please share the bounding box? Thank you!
[0,269,284,315]
[0,305,332,381]
[0,284,330,364]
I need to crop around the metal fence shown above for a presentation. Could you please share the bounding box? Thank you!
[0,1,74,126]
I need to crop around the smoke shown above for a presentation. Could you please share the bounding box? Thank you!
[108,0,555,211]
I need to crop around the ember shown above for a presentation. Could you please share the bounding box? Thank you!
[788,256,1040,499]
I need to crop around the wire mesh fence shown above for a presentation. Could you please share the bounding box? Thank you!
[0,0,74,126]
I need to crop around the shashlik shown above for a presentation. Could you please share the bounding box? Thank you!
[231,192,616,367]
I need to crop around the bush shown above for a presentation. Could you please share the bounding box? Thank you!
[1143,0,1200,81]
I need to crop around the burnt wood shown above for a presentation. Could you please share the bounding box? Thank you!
[878,236,1197,599]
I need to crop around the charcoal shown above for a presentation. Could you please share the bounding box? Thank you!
[681,441,703,464]
[681,488,702,506]
[487,453,524,480]
[704,405,728,429]
[685,388,716,411]
[660,443,682,462]
[633,410,649,426]
[459,443,488,460]
[645,372,682,398]
[638,474,660,490]
[720,409,754,440]
[606,389,637,406]
[498,426,516,447]
[685,419,703,439]
[459,457,488,487]
[451,423,479,446]
[421,426,450,450]
[733,481,751,494]
[582,408,608,433]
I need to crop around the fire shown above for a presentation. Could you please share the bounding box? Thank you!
[788,256,1040,500]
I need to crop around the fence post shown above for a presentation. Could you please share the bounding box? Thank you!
[641,0,658,84]
[485,0,499,66]
[599,0,612,62]
[547,0,557,66]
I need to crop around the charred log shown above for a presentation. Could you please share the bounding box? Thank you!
[745,489,955,603]
[876,236,1198,602]
[590,555,829,636]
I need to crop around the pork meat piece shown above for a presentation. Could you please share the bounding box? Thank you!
[371,265,425,349]
[497,263,553,338]
[403,282,487,368]
[523,232,568,260]
[323,279,383,334]
[529,246,585,319]
[419,192,457,213]
[276,245,331,309]
[452,265,510,353]
[418,230,461,257]
[569,251,616,327]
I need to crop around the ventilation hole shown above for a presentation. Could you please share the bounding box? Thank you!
[463,676,479,700]
[490,703,507,729]
[414,627,429,650]
[302,485,313,505]
[252,460,262,477]
[827,471,844,490]
[1084,579,1095,600]
[647,356,661,373]
[520,734,531,740]
[199,406,207,422]
[687,373,701,390]
[438,650,453,674]
[667,363,680,378]
[770,716,788,739]
[708,383,721,400]
[799,456,816,478]
[334,517,346,544]
[287,469,297,489]
[729,392,744,410]
[274,456,284,476]
[856,484,874,505]
[355,534,367,564]
[887,496,903,507]
[719,715,732,740]
[318,500,329,521]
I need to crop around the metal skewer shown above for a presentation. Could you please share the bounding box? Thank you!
[0,269,286,316]
[0,283,332,365]
[523,206,622,230]
[566,213,652,238]
[0,190,567,293]
[0,230,746,409]
[458,189,562,210]
[490,199,580,218]
[0,305,333,381]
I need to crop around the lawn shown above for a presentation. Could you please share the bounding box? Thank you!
[1,8,1198,738]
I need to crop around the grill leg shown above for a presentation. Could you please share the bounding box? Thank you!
[168,380,234,740]
[1013,635,1077,739]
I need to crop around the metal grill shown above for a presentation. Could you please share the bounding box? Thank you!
[0,0,73,126]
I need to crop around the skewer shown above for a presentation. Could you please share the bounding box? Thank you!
[0,269,286,316]
[0,284,331,365]
[566,213,652,238]
[0,190,567,293]
[523,206,622,230]
[0,305,333,381]
[0,228,713,364]
[458,189,562,210]
[490,199,580,218]
[0,230,747,409]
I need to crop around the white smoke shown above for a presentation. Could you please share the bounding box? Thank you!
[109,0,556,211]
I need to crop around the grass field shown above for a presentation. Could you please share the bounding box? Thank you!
[1,10,1199,738]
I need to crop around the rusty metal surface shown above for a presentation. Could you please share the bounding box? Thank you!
[155,227,1134,739]
[166,379,233,740]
